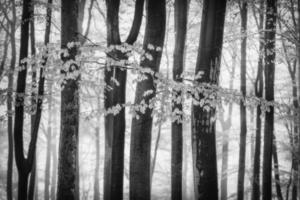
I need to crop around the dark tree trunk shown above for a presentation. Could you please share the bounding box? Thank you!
[251,1,264,200]
[103,0,144,199]
[191,0,227,199]
[272,134,283,200]
[171,1,187,200]
[13,0,33,198]
[237,2,248,200]
[129,1,166,199]
[262,0,277,199]
[6,1,17,200]
[57,1,80,200]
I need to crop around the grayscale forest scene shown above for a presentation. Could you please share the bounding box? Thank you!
[0,0,298,200]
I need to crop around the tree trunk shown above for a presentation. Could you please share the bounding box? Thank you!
[262,0,277,199]
[6,1,17,200]
[251,1,264,200]
[191,0,227,199]
[0,27,9,81]
[93,126,100,200]
[237,2,248,200]
[57,0,80,199]
[13,0,32,198]
[220,49,236,200]
[272,134,283,200]
[129,1,166,199]
[103,0,144,199]
[50,123,57,200]
[28,6,37,200]
[45,82,53,200]
[171,1,187,200]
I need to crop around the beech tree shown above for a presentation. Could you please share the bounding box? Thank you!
[56,0,80,199]
[237,1,248,200]
[262,0,277,199]
[251,1,264,200]
[171,1,188,200]
[103,0,144,199]
[191,0,227,199]
[129,0,166,199]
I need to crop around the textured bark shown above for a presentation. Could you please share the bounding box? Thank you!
[129,1,166,199]
[297,0,300,199]
[272,135,283,200]
[237,2,248,200]
[262,0,277,199]
[103,0,144,199]
[57,0,80,200]
[171,1,187,200]
[251,1,264,200]
[191,0,227,199]
[6,1,17,200]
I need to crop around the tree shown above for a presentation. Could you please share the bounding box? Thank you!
[56,0,80,199]
[262,0,277,199]
[4,0,17,199]
[171,0,188,200]
[237,1,248,200]
[220,46,236,200]
[191,0,227,199]
[103,0,144,199]
[129,0,166,199]
[251,1,264,200]
[14,0,47,198]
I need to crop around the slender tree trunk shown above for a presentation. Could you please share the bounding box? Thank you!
[220,50,236,200]
[45,82,53,200]
[237,2,248,200]
[171,1,187,200]
[272,134,283,200]
[191,0,227,199]
[57,0,80,199]
[296,0,300,199]
[251,1,264,200]
[262,0,277,199]
[93,125,100,200]
[6,1,17,200]
[50,124,57,200]
[103,1,144,199]
[129,1,166,199]
[28,6,37,199]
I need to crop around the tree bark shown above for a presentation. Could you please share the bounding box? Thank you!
[57,0,80,200]
[6,1,17,200]
[13,0,33,198]
[262,0,277,199]
[103,0,144,199]
[93,126,100,200]
[251,1,264,200]
[272,134,283,200]
[129,1,166,199]
[171,1,188,200]
[191,0,227,199]
[237,1,248,200]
